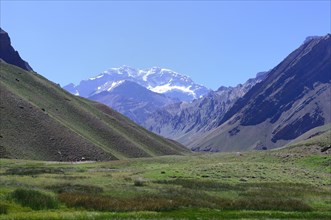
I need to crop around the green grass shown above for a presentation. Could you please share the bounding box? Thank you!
[0,148,330,219]
[10,189,59,210]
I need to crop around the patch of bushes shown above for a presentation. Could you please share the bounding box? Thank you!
[133,177,146,187]
[11,189,59,210]
[58,187,312,212]
[5,167,65,176]
[58,193,176,212]
[156,179,321,197]
[155,179,241,191]
[171,187,311,211]
[46,183,103,194]
[239,182,325,197]
[226,198,312,211]
[0,203,8,215]
[52,175,89,180]
[158,187,221,209]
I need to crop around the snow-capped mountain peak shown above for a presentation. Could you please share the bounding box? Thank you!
[149,84,196,97]
[96,80,125,94]
[64,66,210,102]
[89,73,105,80]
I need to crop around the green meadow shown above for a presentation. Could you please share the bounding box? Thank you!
[0,147,330,219]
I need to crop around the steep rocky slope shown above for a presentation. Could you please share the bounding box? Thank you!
[190,34,331,151]
[0,28,33,71]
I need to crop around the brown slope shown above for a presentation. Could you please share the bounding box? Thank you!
[0,85,112,161]
[0,63,188,161]
[190,34,331,152]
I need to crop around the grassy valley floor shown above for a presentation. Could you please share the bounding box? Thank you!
[0,148,330,219]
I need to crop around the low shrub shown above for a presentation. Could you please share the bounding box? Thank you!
[222,198,312,211]
[52,175,89,180]
[154,181,313,211]
[5,167,65,176]
[0,203,8,215]
[11,189,59,210]
[58,186,312,212]
[58,193,176,212]
[46,183,103,194]
[133,177,145,187]
[155,179,241,191]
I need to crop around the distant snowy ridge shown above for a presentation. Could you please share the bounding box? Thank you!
[96,80,125,92]
[149,84,196,97]
[64,66,210,102]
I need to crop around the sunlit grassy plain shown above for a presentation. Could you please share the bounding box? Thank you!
[0,145,330,219]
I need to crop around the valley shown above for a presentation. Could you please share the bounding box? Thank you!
[64,35,331,153]
[0,2,330,218]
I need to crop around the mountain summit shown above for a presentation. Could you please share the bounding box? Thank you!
[64,66,210,124]
[64,66,210,102]
[0,28,33,71]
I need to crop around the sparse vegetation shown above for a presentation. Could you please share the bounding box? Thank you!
[0,148,330,219]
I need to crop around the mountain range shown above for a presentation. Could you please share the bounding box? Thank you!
[64,34,331,153]
[1,26,330,160]
[64,66,210,124]
[64,66,209,101]
[143,71,269,145]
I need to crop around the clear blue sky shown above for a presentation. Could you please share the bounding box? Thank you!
[1,1,330,89]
